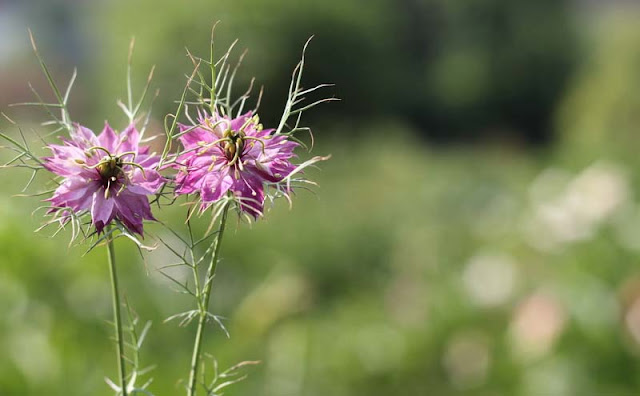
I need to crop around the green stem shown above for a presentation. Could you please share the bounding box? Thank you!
[187,203,231,396]
[106,227,128,396]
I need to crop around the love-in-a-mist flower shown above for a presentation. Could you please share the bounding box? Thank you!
[174,112,298,217]
[44,123,164,235]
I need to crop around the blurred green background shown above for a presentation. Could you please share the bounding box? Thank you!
[2,0,640,395]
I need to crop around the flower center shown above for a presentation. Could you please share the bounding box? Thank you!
[222,129,245,161]
[96,155,124,186]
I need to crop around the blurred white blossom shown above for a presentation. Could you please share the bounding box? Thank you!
[523,162,629,250]
[463,251,519,308]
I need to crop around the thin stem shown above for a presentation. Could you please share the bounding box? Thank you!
[106,226,128,396]
[188,217,203,313]
[187,202,231,396]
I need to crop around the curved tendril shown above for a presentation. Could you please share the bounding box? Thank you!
[173,142,218,159]
[85,162,105,170]
[117,181,127,196]
[197,137,231,152]
[242,136,267,156]
[226,139,243,167]
[85,146,113,156]
[119,171,134,195]
[202,119,227,135]
[118,151,137,161]
[238,115,255,133]
[105,177,113,199]
[120,161,147,179]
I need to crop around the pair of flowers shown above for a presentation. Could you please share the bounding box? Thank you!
[44,111,297,235]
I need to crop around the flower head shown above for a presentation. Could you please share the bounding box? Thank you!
[44,123,164,235]
[174,112,299,217]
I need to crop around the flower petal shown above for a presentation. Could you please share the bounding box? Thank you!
[49,177,101,213]
[127,169,164,195]
[229,112,252,131]
[118,124,140,154]
[70,124,99,147]
[177,125,216,150]
[91,191,115,233]
[97,122,119,153]
[113,190,154,236]
[200,172,233,204]
[232,173,264,218]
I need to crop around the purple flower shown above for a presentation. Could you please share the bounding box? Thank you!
[43,123,164,235]
[174,112,299,217]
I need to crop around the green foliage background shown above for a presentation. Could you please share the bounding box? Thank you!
[2,1,640,395]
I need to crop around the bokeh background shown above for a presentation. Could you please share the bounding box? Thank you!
[2,0,640,395]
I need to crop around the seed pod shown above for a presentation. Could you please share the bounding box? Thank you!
[224,141,236,158]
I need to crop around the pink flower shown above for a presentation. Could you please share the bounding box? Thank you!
[174,112,298,217]
[43,123,164,235]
